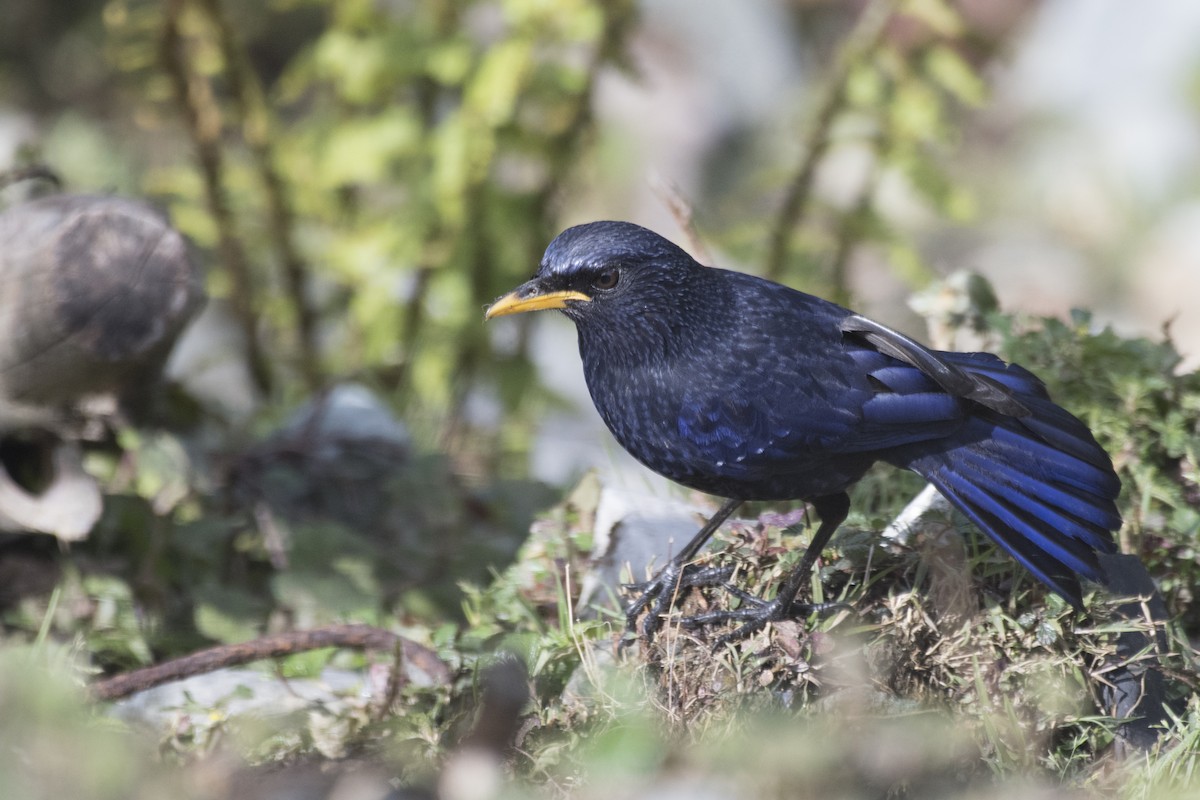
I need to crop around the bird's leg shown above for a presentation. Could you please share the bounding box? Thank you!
[681,493,851,647]
[623,497,743,639]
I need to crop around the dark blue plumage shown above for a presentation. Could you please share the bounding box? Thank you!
[487,221,1121,636]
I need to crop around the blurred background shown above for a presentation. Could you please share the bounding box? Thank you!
[1,1,1199,796]
[2,0,1197,492]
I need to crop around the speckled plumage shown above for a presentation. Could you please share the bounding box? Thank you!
[500,221,1121,609]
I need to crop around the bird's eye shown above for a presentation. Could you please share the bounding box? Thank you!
[591,269,619,291]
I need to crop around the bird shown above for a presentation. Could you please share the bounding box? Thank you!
[485,221,1121,643]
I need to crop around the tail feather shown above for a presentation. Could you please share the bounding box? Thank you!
[952,447,1116,550]
[926,470,1091,604]
[1013,398,1118,472]
[940,351,1050,399]
[923,447,1111,592]
[897,360,1120,607]
[941,352,1115,472]
[957,437,1119,535]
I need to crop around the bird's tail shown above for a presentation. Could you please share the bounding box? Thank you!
[897,353,1121,607]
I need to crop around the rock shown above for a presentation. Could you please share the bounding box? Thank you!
[0,193,204,541]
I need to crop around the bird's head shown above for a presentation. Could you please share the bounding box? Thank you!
[484,221,699,326]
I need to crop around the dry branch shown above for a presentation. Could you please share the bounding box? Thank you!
[764,0,897,282]
[90,623,451,702]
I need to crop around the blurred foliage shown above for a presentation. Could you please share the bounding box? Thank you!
[89,0,635,458]
[0,1,1198,799]
[0,643,183,800]
[704,0,987,304]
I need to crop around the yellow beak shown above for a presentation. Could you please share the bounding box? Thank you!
[484,286,592,319]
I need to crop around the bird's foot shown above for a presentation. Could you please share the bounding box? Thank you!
[681,594,849,649]
[623,562,847,648]
[623,563,737,641]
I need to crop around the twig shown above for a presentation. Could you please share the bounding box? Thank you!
[526,0,635,242]
[160,0,273,394]
[195,0,322,391]
[826,133,888,306]
[90,623,451,702]
[443,0,634,437]
[441,192,490,449]
[880,482,949,545]
[253,501,289,570]
[650,173,712,264]
[764,0,897,282]
[394,1,457,402]
[370,636,407,722]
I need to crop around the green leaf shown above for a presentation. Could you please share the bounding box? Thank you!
[317,110,421,185]
[925,45,987,107]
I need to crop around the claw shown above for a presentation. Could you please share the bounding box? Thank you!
[625,493,851,648]
[623,562,678,637]
[683,598,852,649]
[623,563,740,640]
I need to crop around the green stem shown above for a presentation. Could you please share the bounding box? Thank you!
[764,0,897,283]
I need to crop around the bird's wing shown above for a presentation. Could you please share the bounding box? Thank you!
[670,348,955,483]
[675,390,856,460]
[671,389,856,487]
[840,315,1030,416]
[672,311,1049,478]
[664,272,1063,475]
